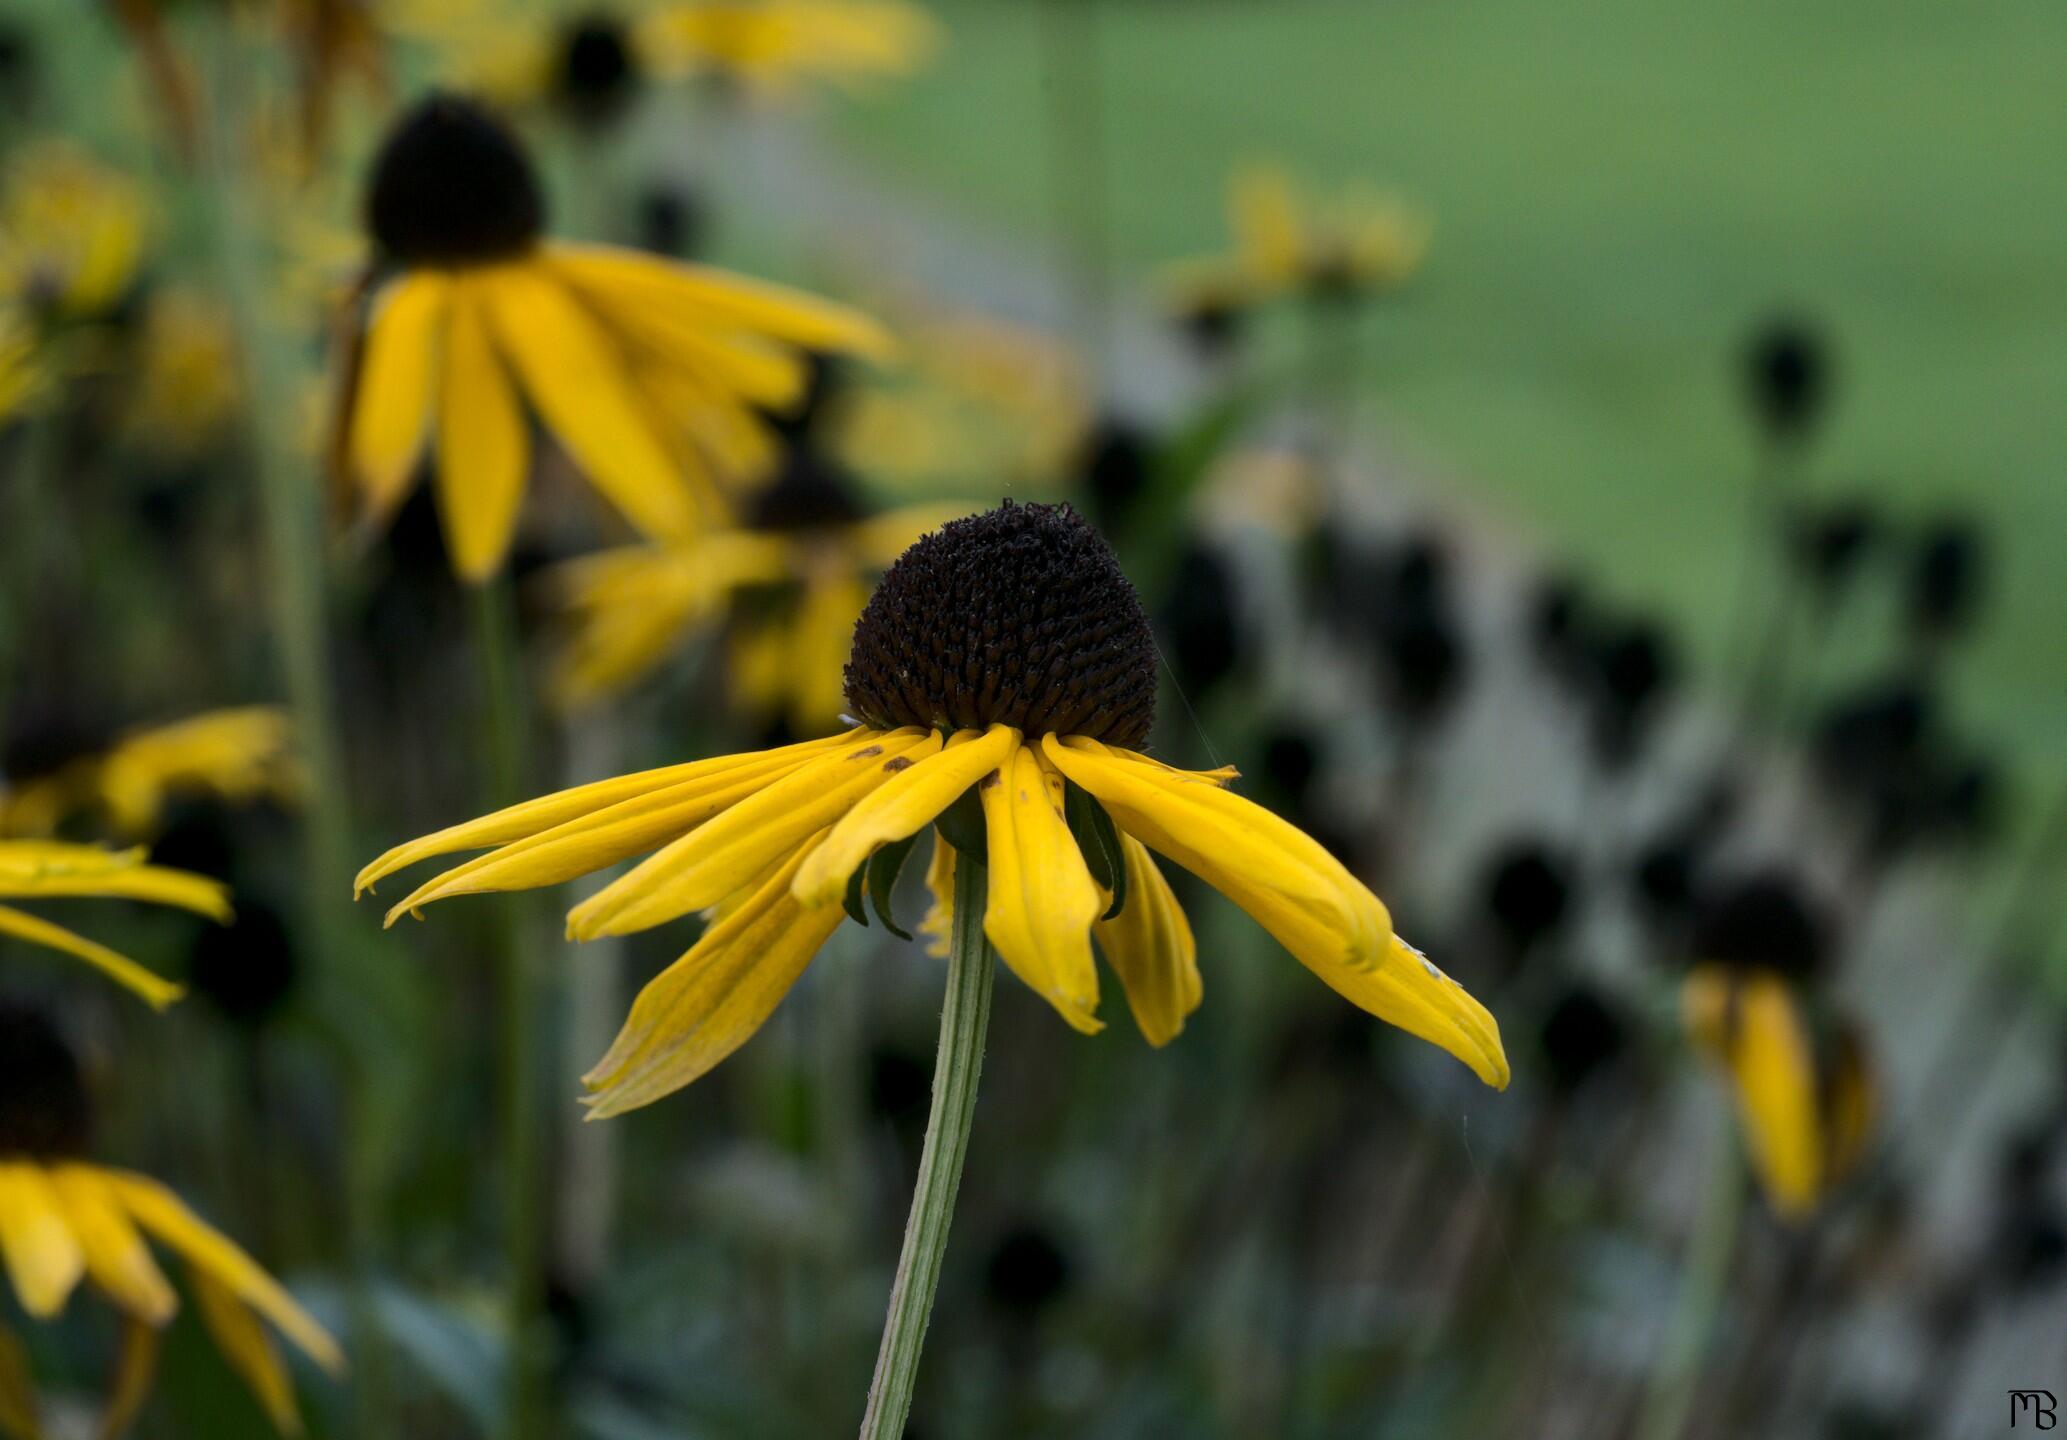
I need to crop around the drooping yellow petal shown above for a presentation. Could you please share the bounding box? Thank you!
[569,729,935,939]
[354,732,851,896]
[482,264,700,542]
[0,842,143,881]
[1230,165,1305,285]
[46,1168,175,1325]
[978,740,1102,1032]
[348,273,447,518]
[793,725,1013,908]
[1047,735,1508,1087]
[919,827,954,958]
[548,243,894,361]
[1684,967,1824,1219]
[99,1315,159,1440]
[0,1321,40,1440]
[1093,833,1200,1048]
[0,865,230,921]
[1043,735,1384,974]
[99,1172,343,1375]
[1300,935,1510,1090]
[382,742,836,924]
[190,1270,299,1435]
[582,840,846,1117]
[0,1165,84,1318]
[0,906,185,1010]
[434,277,530,583]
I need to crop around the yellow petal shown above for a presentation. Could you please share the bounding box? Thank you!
[582,841,846,1116]
[434,277,530,583]
[0,866,230,921]
[1230,164,1305,284]
[348,272,447,518]
[1684,968,1823,1219]
[190,1271,299,1435]
[548,243,894,360]
[569,729,935,939]
[1300,935,1510,1090]
[354,732,851,896]
[792,725,1013,908]
[978,740,1102,1032]
[99,1315,160,1440]
[482,264,700,541]
[382,742,834,924]
[785,574,869,735]
[46,1167,175,1325]
[1043,735,1384,974]
[1093,833,1200,1047]
[0,1164,83,1318]
[0,906,185,1010]
[919,827,954,958]
[99,1172,344,1375]
[1046,735,1508,1087]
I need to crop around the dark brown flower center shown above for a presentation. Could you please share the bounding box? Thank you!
[367,93,545,266]
[0,1004,89,1158]
[844,501,1156,746]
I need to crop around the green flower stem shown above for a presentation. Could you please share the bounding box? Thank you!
[858,849,996,1440]
[470,577,548,1440]
[1636,1128,1746,1440]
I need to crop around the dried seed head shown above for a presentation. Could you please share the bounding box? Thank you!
[844,501,1157,746]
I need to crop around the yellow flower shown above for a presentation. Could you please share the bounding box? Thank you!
[360,503,1508,1117]
[0,707,300,841]
[0,841,228,1009]
[0,142,147,324]
[642,0,941,99]
[121,288,243,454]
[1683,964,1877,1219]
[335,94,891,582]
[548,450,969,729]
[0,307,47,424]
[0,1006,343,1435]
[1164,162,1430,312]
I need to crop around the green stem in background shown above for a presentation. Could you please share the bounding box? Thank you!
[857,850,996,1440]
[193,15,383,1433]
[1038,0,1113,382]
[1635,1131,1745,1440]
[470,577,548,1440]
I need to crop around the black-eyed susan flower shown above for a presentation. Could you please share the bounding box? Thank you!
[333,92,890,582]
[1164,162,1429,313]
[359,501,1509,1115]
[0,1004,342,1434]
[640,0,940,101]
[0,707,298,841]
[547,447,969,731]
[0,840,228,1008]
[0,141,146,326]
[1681,873,1875,1219]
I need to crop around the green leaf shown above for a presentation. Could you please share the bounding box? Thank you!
[936,787,988,863]
[1065,782,1128,922]
[866,831,922,941]
[843,858,870,929]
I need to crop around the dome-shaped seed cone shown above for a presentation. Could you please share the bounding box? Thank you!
[367,93,545,265]
[844,501,1157,747]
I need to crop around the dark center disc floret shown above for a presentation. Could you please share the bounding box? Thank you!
[366,93,546,266]
[844,501,1157,747]
[0,1004,90,1158]
[746,447,864,533]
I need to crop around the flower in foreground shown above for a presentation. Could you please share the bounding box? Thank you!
[334,92,890,581]
[360,502,1509,1116]
[0,1004,342,1435]
[0,841,228,1008]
